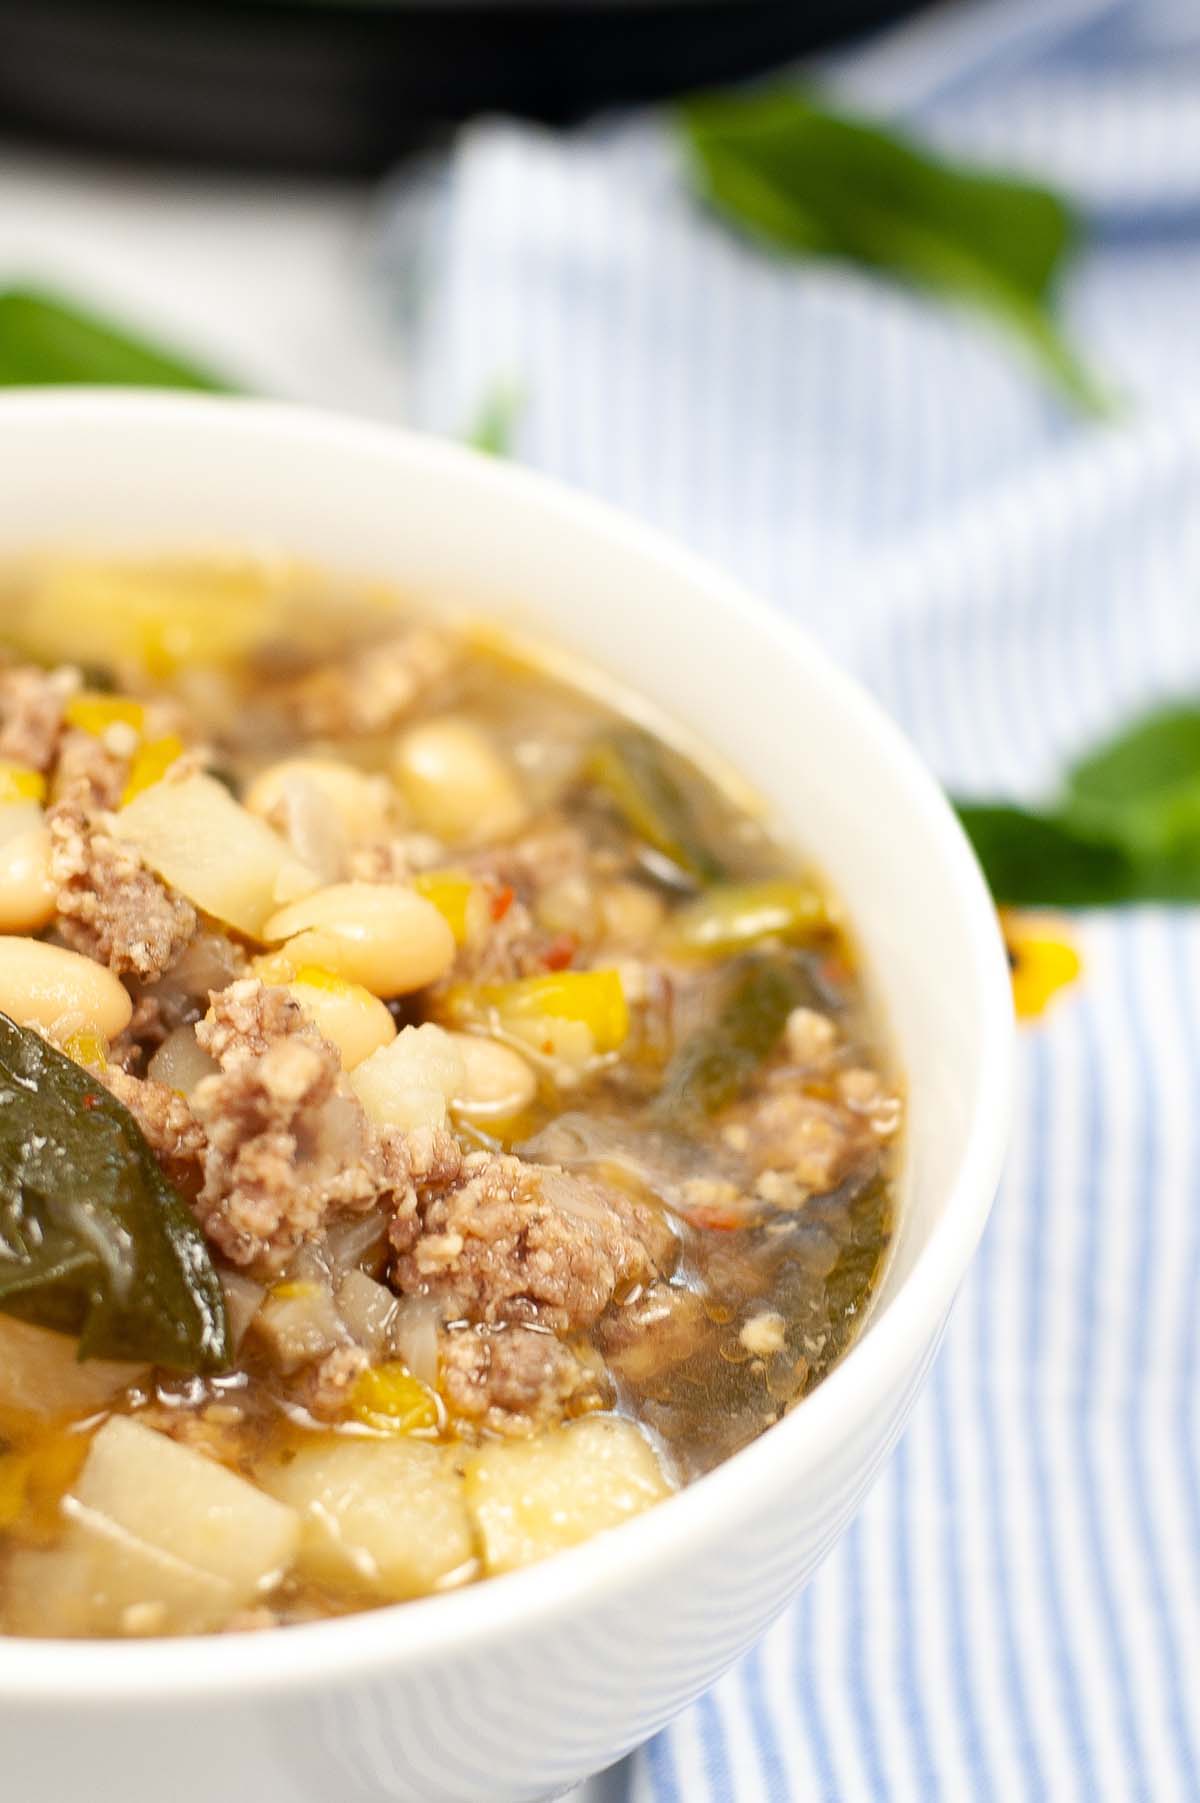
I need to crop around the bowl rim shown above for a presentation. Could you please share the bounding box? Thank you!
[0,389,1014,1702]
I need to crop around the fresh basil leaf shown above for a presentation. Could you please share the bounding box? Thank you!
[1067,705,1200,810]
[677,87,1106,413]
[0,1015,229,1371]
[0,286,233,392]
[955,802,1136,906]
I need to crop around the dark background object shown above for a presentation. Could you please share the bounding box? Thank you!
[0,0,931,175]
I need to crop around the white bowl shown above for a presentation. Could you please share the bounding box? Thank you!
[0,392,1012,1803]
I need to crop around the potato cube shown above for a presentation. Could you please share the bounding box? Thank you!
[72,1417,299,1600]
[0,1316,146,1423]
[463,1416,672,1575]
[113,773,318,937]
[260,1436,474,1601]
[5,1417,300,1637]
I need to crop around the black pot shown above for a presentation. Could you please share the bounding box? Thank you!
[0,0,931,173]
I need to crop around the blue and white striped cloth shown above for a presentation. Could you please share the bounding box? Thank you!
[381,2,1200,1794]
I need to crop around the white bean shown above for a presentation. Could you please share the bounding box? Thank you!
[262,882,455,998]
[393,718,526,845]
[244,758,393,845]
[0,937,131,1040]
[280,970,396,1069]
[0,823,56,934]
[449,1033,537,1123]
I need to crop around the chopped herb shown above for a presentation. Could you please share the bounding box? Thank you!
[0,1015,229,1370]
[677,87,1106,412]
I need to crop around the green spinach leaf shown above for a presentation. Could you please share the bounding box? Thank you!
[0,286,233,391]
[0,1016,229,1371]
[586,728,730,886]
[654,954,815,1119]
[677,87,1105,412]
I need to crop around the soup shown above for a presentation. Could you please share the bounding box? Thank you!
[0,556,900,1637]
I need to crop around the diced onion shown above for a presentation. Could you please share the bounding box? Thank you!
[390,1294,440,1389]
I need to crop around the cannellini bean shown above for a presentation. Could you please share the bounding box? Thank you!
[244,758,393,845]
[393,718,526,844]
[449,1032,537,1123]
[262,882,455,998]
[599,879,666,947]
[0,822,56,934]
[281,969,396,1069]
[0,936,131,1040]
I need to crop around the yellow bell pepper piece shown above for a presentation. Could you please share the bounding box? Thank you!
[452,968,629,1054]
[62,1029,108,1070]
[122,733,185,804]
[1001,910,1081,1020]
[350,1363,439,1435]
[64,692,146,737]
[413,870,475,946]
[0,761,46,805]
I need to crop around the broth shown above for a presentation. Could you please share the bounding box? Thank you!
[0,556,899,1636]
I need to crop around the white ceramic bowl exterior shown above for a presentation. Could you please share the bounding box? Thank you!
[0,394,1012,1803]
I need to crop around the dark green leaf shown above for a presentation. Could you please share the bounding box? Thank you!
[0,1016,229,1371]
[0,287,233,392]
[677,87,1107,413]
[585,728,729,886]
[954,802,1136,906]
[654,954,815,1119]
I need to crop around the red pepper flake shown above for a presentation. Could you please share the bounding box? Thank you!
[489,884,515,923]
[82,1093,100,1110]
[686,1204,744,1233]
[542,932,577,971]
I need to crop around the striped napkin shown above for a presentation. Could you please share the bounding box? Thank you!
[382,1,1200,1794]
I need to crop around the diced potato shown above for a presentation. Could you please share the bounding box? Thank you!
[350,1023,465,1130]
[4,1504,236,1638]
[260,1436,474,1601]
[112,772,319,937]
[464,1416,672,1576]
[71,1417,299,1603]
[0,1316,146,1422]
[146,1023,220,1097]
